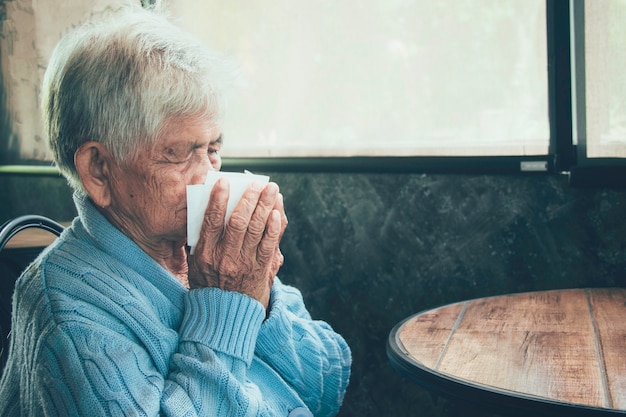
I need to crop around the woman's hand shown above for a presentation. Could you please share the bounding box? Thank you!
[188,178,287,309]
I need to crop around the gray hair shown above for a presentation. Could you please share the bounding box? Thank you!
[42,4,237,192]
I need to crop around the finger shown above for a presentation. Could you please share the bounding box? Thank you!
[271,246,284,277]
[195,177,229,255]
[273,192,288,241]
[256,210,282,268]
[221,181,264,254]
[241,183,279,256]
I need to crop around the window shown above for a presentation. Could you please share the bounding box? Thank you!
[1,0,625,182]
[169,0,549,160]
[572,0,626,163]
[564,0,626,186]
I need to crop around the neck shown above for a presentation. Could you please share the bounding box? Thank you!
[98,206,190,288]
[147,244,190,288]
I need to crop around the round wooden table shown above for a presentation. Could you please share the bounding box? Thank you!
[387,288,626,416]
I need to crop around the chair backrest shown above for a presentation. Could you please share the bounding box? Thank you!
[0,215,64,374]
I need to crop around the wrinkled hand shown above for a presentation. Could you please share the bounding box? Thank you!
[188,178,288,309]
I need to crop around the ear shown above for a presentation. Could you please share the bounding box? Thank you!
[74,141,114,208]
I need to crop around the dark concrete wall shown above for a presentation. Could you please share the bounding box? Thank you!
[1,171,625,416]
[271,172,625,416]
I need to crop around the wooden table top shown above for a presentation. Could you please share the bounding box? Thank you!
[387,288,626,416]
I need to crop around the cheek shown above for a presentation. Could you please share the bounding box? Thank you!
[152,176,187,213]
[123,174,180,216]
[141,178,187,231]
[129,174,161,204]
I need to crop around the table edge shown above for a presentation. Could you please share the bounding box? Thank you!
[386,290,626,416]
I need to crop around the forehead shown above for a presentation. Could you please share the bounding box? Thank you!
[158,115,222,145]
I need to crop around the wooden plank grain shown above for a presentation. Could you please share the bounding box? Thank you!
[436,289,607,408]
[398,302,465,369]
[589,288,626,410]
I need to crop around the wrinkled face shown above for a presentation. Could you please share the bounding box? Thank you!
[107,115,222,247]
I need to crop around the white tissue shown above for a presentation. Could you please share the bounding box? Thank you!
[186,171,270,253]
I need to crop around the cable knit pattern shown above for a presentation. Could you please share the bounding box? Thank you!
[0,193,351,417]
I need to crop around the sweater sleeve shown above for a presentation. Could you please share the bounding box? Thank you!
[162,288,269,416]
[26,287,270,417]
[255,279,352,417]
[6,268,348,417]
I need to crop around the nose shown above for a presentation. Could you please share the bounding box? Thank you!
[190,155,217,185]
[209,151,222,172]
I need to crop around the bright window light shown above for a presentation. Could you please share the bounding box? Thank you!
[577,0,626,159]
[170,0,549,158]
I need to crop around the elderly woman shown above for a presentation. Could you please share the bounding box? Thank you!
[0,4,351,417]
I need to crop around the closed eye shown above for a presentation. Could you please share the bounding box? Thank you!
[208,134,223,155]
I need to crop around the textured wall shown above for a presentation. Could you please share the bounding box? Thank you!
[0,0,132,164]
[2,171,624,416]
[269,172,625,417]
[1,0,46,163]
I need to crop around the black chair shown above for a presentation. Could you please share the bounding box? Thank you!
[0,215,64,373]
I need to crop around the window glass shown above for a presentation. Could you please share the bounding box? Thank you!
[172,1,550,157]
[578,0,626,159]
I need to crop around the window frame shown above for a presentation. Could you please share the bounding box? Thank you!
[566,0,626,187]
[223,0,564,176]
[220,0,625,189]
[3,0,625,186]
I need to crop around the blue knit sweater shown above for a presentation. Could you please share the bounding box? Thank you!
[0,194,351,416]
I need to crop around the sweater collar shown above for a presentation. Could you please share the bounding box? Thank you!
[72,192,187,308]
